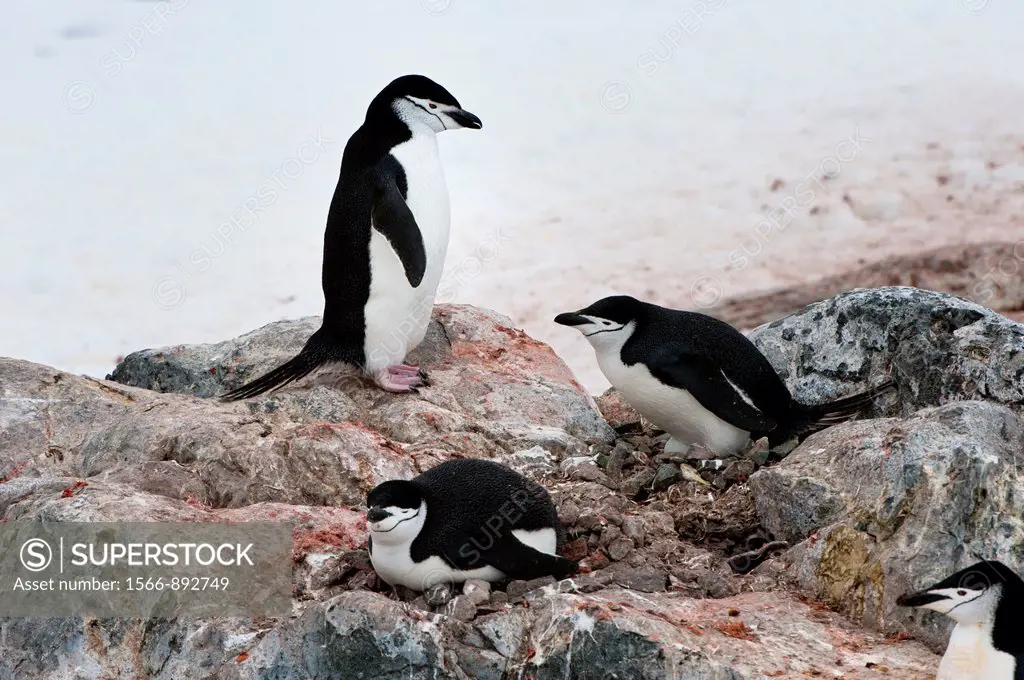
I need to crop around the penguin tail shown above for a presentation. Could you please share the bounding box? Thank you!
[794,379,896,436]
[219,329,339,402]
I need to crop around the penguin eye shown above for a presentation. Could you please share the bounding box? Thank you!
[957,589,967,596]
[428,102,438,110]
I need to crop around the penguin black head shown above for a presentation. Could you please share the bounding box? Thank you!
[367,74,482,133]
[554,295,644,343]
[897,560,1023,625]
[365,479,427,545]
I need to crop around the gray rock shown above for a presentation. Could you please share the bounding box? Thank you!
[574,507,603,532]
[750,400,1024,649]
[651,463,682,491]
[562,458,617,489]
[621,516,646,546]
[500,446,558,482]
[107,305,616,454]
[607,537,635,562]
[599,525,623,548]
[0,589,938,680]
[445,595,478,622]
[604,440,635,480]
[620,467,656,498]
[505,580,530,600]
[599,503,623,526]
[721,459,755,484]
[425,583,454,608]
[748,286,1024,411]
[462,579,491,606]
[557,499,581,526]
[606,565,668,593]
[522,575,557,594]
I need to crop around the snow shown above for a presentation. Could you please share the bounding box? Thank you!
[2,0,1022,392]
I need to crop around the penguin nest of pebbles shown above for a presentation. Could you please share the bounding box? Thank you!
[290,388,799,624]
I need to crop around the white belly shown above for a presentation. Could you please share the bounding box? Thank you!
[598,354,750,455]
[363,132,450,372]
[369,528,558,591]
[938,625,1017,680]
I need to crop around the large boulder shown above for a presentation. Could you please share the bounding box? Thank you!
[746,287,1024,650]
[108,304,615,457]
[749,400,1024,650]
[749,286,1024,410]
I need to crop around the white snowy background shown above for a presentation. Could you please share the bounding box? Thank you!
[2,0,1022,391]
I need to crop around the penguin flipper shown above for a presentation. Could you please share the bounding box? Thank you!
[646,348,777,433]
[371,167,427,287]
[482,535,578,582]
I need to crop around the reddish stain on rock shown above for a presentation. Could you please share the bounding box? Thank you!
[291,518,367,562]
[714,619,760,642]
[60,480,88,498]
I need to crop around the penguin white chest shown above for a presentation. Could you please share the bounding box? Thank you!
[595,352,750,455]
[369,527,557,591]
[364,132,451,371]
[369,542,504,591]
[938,624,1017,680]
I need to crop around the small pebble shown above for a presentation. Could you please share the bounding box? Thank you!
[652,464,682,491]
[576,508,603,531]
[424,582,454,607]
[607,537,635,562]
[559,500,581,525]
[600,525,623,548]
[608,565,668,592]
[523,575,556,592]
[620,468,656,498]
[506,580,530,600]
[621,516,646,546]
[600,505,623,526]
[462,579,491,606]
[445,595,477,622]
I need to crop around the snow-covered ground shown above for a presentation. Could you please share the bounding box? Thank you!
[3,0,1023,392]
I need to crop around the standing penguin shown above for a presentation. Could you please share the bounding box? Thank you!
[554,295,893,456]
[365,459,577,591]
[898,560,1024,679]
[222,75,481,400]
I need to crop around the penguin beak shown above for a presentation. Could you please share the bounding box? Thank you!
[554,312,589,327]
[448,108,482,130]
[366,506,390,523]
[896,589,950,608]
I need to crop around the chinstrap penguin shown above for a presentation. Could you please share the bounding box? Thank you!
[365,459,577,591]
[897,560,1024,680]
[554,295,894,456]
[222,75,481,400]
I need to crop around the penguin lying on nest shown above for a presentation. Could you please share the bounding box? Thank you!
[366,459,577,591]
[555,295,894,456]
[898,560,1024,680]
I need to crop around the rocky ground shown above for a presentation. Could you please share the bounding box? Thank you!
[2,286,1022,678]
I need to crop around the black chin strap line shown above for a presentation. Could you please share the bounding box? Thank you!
[405,97,446,130]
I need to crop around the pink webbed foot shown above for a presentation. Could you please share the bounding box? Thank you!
[375,365,429,393]
[388,363,428,377]
[387,364,429,384]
